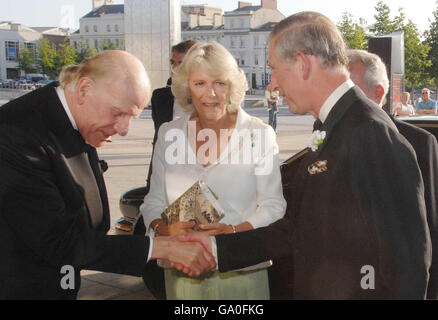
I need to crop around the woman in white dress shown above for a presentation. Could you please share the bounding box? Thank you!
[140,42,286,300]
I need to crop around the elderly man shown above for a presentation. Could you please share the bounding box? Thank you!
[393,92,415,116]
[347,49,438,299]
[0,50,214,299]
[417,88,438,115]
[180,12,432,299]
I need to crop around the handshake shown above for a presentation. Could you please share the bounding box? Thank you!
[151,233,216,276]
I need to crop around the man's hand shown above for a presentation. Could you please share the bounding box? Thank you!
[170,233,214,275]
[151,236,215,277]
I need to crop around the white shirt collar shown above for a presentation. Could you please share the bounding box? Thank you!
[55,86,78,130]
[318,79,355,123]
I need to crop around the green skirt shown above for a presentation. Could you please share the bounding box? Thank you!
[164,268,270,300]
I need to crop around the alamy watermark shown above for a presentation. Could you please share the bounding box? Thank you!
[164,122,276,175]
[60,4,75,29]
[360,265,375,290]
[60,265,75,290]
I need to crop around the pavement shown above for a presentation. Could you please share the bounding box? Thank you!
[1,96,314,300]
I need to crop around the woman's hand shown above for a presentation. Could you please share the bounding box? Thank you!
[151,219,196,236]
[198,223,234,236]
[169,221,197,236]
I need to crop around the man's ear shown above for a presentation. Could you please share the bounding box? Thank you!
[296,51,311,81]
[76,77,94,105]
[375,85,385,106]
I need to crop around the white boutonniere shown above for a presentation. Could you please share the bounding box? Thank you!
[308,130,326,152]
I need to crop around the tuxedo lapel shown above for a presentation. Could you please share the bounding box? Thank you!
[285,87,362,221]
[41,84,109,230]
[312,87,361,156]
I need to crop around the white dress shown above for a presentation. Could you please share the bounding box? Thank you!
[140,108,286,300]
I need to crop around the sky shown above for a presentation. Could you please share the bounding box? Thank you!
[1,0,436,34]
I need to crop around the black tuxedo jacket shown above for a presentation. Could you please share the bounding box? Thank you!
[0,83,150,299]
[151,84,174,141]
[216,87,432,299]
[392,118,438,299]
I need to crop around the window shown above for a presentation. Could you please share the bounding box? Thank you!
[230,37,235,48]
[240,37,245,48]
[94,39,98,48]
[107,24,111,32]
[85,25,89,33]
[254,36,259,47]
[255,54,259,65]
[115,24,119,32]
[230,19,234,29]
[240,19,244,28]
[5,41,19,61]
[24,42,37,59]
[115,39,120,48]
[93,25,97,32]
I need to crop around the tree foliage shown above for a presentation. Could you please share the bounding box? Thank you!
[424,1,438,89]
[404,20,431,89]
[343,1,434,91]
[338,12,368,50]
[37,37,57,78]
[16,45,37,74]
[369,1,405,35]
[54,40,78,76]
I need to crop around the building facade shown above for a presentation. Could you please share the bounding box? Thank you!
[69,4,124,52]
[0,22,71,80]
[182,0,284,89]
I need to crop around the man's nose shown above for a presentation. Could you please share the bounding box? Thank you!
[114,116,131,136]
[269,76,279,91]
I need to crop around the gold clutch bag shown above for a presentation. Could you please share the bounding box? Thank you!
[161,180,225,225]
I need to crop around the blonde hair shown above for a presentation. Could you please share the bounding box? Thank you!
[171,42,248,115]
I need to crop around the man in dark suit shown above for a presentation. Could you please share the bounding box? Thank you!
[0,50,215,299]
[347,49,438,299]
[178,12,432,299]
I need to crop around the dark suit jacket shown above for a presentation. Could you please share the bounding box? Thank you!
[0,83,150,299]
[392,118,438,299]
[216,87,432,299]
[146,83,174,191]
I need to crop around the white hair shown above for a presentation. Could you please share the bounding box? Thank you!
[347,49,389,100]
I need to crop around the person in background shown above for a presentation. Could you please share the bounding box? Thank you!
[265,82,280,131]
[347,48,438,299]
[417,88,438,115]
[393,92,415,116]
[140,41,286,300]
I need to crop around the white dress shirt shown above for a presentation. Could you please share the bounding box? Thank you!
[318,79,355,123]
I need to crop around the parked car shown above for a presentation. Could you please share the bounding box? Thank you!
[398,115,438,140]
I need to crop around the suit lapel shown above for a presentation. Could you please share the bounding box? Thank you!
[286,87,361,220]
[41,84,108,230]
[312,87,361,156]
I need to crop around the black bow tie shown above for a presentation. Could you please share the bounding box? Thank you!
[313,119,323,132]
